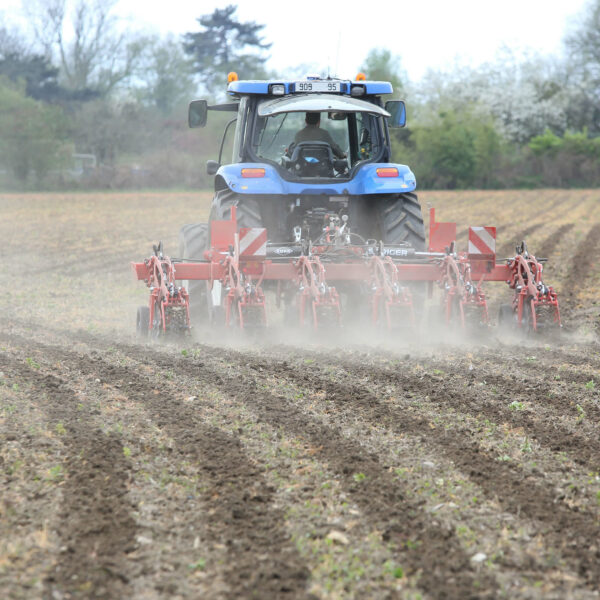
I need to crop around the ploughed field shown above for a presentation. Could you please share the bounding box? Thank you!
[1,190,600,599]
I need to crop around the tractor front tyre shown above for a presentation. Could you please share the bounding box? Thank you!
[178,223,209,328]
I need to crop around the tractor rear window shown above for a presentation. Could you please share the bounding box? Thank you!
[252,112,349,163]
[250,106,383,172]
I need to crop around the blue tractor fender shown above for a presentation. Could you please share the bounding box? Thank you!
[215,163,416,196]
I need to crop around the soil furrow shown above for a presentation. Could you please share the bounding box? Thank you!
[496,223,542,258]
[214,350,600,589]
[2,332,498,599]
[561,223,600,311]
[250,346,600,468]
[132,392,312,599]
[0,333,312,600]
[0,352,138,600]
[535,223,575,260]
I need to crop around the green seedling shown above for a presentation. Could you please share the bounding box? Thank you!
[47,465,63,481]
[585,380,595,390]
[55,422,66,435]
[392,566,404,579]
[576,404,586,421]
[384,561,404,579]
[123,446,132,457]
[509,401,523,411]
[188,559,206,571]
[353,472,366,482]
[181,349,189,357]
[25,357,40,369]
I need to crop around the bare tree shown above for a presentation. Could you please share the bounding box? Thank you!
[25,0,146,96]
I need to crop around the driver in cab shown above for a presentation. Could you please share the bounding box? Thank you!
[294,112,346,158]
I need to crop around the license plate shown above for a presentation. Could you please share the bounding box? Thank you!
[294,81,341,93]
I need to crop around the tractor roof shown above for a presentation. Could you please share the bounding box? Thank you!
[227,78,393,98]
[258,94,391,117]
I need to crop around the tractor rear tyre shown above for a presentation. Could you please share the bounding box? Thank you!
[178,223,209,325]
[207,190,264,326]
[378,192,426,328]
[209,189,263,231]
[378,192,426,250]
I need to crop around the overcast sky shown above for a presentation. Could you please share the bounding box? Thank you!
[6,0,589,80]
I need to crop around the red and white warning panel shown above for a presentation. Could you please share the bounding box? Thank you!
[468,226,496,260]
[239,227,267,258]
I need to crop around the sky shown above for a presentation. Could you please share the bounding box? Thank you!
[4,0,589,81]
[112,0,589,80]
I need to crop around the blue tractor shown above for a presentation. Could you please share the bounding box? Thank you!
[180,74,425,322]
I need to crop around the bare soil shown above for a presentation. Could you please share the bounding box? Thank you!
[1,190,600,599]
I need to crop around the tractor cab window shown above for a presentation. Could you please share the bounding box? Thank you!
[353,112,381,163]
[253,111,349,164]
[251,107,384,178]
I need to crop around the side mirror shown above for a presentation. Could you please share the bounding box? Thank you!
[189,100,208,128]
[385,100,406,128]
[206,160,220,175]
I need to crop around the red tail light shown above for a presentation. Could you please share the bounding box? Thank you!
[241,168,265,178]
[376,167,399,178]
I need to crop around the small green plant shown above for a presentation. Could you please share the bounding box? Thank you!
[525,356,537,362]
[123,446,132,458]
[188,559,206,571]
[596,490,600,506]
[47,465,63,481]
[384,561,405,579]
[585,380,595,390]
[392,566,404,578]
[497,454,511,462]
[181,349,189,357]
[55,422,66,435]
[509,401,524,411]
[432,369,445,376]
[11,383,19,392]
[25,357,40,369]
[576,404,586,421]
[353,472,366,482]
[521,438,532,453]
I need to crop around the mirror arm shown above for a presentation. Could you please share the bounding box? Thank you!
[218,118,238,165]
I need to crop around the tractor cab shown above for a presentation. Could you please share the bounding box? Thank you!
[189,73,407,183]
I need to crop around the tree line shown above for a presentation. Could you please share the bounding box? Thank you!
[1,0,599,189]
